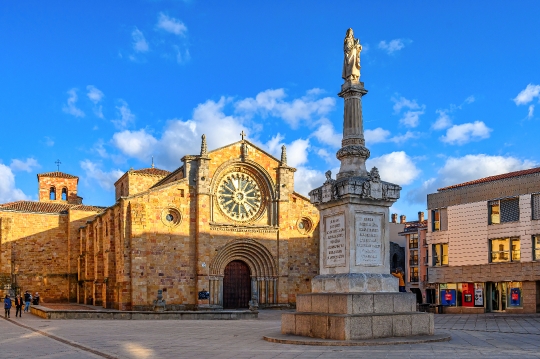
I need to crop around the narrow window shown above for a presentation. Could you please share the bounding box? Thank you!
[432,243,448,266]
[432,209,440,231]
[410,267,419,282]
[409,233,418,249]
[120,183,125,197]
[49,187,56,200]
[489,201,500,224]
[532,194,540,220]
[410,250,418,266]
[61,188,68,201]
[534,235,540,260]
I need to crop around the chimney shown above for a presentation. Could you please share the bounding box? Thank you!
[418,211,424,222]
[400,215,406,224]
[391,213,398,223]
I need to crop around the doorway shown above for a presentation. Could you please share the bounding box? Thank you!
[223,260,251,309]
[486,282,507,312]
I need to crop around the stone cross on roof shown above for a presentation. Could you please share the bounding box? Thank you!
[240,130,246,141]
[55,159,61,171]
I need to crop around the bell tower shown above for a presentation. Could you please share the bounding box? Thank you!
[37,171,81,204]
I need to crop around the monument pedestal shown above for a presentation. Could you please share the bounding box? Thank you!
[282,293,433,340]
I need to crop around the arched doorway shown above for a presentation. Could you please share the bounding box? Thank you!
[223,260,251,309]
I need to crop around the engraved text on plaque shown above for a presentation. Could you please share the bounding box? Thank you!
[355,212,383,266]
[324,214,346,267]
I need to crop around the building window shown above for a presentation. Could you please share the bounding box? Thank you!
[489,197,519,224]
[433,243,448,266]
[410,267,419,283]
[61,188,68,201]
[534,235,540,260]
[425,249,429,264]
[49,187,56,200]
[409,233,418,249]
[431,208,447,231]
[410,250,418,266]
[490,237,520,263]
[532,194,540,220]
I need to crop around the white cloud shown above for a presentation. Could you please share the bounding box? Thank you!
[311,119,341,148]
[406,154,536,204]
[132,28,149,53]
[367,151,420,186]
[392,96,425,128]
[293,167,326,197]
[62,88,85,118]
[156,13,187,36]
[112,129,158,161]
[528,105,535,119]
[287,138,310,167]
[465,96,475,104]
[513,84,540,105]
[264,133,285,156]
[87,85,104,118]
[365,128,418,144]
[10,158,40,172]
[0,164,29,202]
[378,39,407,54]
[43,137,54,147]
[235,88,335,129]
[112,100,135,129]
[432,110,452,130]
[440,121,492,145]
[80,160,124,191]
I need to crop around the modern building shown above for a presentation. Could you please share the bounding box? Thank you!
[426,167,540,313]
[399,212,433,304]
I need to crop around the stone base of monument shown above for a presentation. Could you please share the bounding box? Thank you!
[280,293,434,341]
[312,273,398,293]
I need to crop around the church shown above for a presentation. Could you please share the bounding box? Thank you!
[0,135,320,310]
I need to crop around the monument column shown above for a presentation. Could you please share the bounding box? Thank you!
[276,28,436,342]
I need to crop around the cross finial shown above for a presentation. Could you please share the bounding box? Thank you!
[55,159,61,171]
[151,156,155,168]
[240,130,246,141]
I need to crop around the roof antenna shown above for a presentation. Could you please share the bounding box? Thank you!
[151,156,155,168]
[55,159,61,171]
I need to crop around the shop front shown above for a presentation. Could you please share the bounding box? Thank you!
[436,281,524,313]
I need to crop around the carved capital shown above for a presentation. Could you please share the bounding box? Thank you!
[336,145,370,161]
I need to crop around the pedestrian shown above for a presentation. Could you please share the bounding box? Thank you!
[14,294,23,317]
[33,292,40,305]
[391,267,406,293]
[24,291,32,312]
[4,294,12,318]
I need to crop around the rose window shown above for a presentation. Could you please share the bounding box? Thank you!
[217,172,262,222]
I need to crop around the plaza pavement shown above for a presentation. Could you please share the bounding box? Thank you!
[2,310,540,358]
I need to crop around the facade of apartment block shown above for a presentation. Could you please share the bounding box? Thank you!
[426,168,540,313]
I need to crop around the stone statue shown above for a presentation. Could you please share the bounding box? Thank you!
[342,28,362,82]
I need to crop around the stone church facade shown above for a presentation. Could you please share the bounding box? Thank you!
[0,136,319,310]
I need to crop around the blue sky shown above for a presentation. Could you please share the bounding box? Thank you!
[1,1,539,218]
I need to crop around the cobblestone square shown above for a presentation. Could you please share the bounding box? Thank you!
[2,311,540,358]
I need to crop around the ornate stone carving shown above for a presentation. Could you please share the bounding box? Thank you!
[336,145,370,161]
[342,28,362,83]
[216,171,263,222]
[280,145,287,166]
[200,134,207,156]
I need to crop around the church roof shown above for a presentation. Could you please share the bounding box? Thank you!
[438,166,540,191]
[37,171,78,179]
[0,201,105,214]
[131,167,171,177]
[0,201,72,214]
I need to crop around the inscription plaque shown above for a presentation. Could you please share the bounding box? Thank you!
[355,212,383,266]
[324,214,346,267]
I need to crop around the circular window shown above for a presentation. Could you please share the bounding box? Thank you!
[297,217,313,235]
[217,171,263,222]
[161,208,182,227]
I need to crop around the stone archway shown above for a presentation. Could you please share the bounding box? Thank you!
[209,239,277,307]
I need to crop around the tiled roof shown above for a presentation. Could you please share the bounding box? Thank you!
[71,204,106,212]
[0,201,72,214]
[438,167,540,191]
[37,171,78,179]
[151,166,184,188]
[131,168,170,177]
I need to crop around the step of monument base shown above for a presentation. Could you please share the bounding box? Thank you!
[297,292,417,314]
[281,311,434,340]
